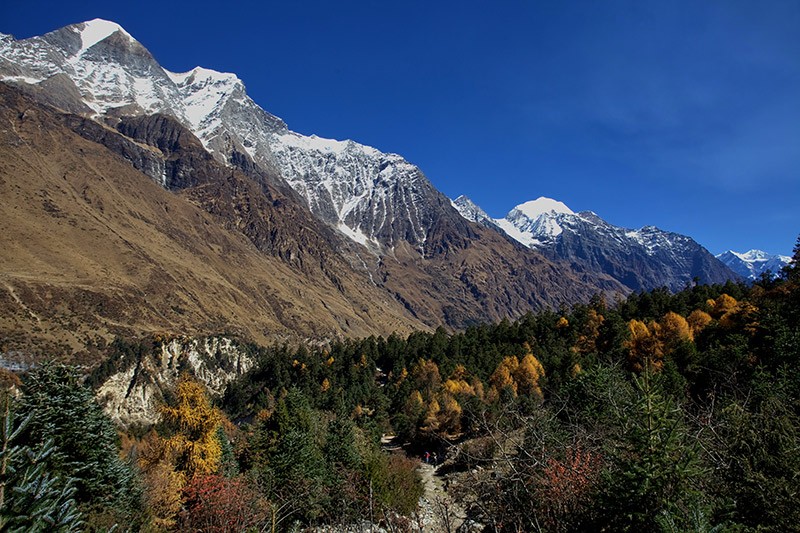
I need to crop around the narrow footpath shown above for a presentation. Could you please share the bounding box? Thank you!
[416,461,465,532]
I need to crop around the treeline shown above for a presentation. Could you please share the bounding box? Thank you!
[220,247,799,531]
[1,243,798,531]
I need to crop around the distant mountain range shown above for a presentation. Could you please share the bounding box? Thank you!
[0,19,741,357]
[453,196,735,292]
[716,250,791,280]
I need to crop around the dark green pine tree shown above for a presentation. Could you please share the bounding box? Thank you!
[600,369,708,531]
[16,364,143,529]
[0,398,83,532]
[254,388,330,524]
[782,235,800,282]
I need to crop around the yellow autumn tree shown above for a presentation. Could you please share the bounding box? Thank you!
[137,430,185,529]
[444,378,474,396]
[421,398,441,433]
[705,294,759,333]
[444,365,476,397]
[687,309,712,335]
[161,374,222,479]
[488,352,546,400]
[659,311,694,345]
[435,393,463,435]
[514,353,546,398]
[572,309,605,356]
[625,319,664,373]
[404,389,425,419]
[410,359,442,399]
[490,356,519,398]
[707,294,739,318]
[719,300,759,334]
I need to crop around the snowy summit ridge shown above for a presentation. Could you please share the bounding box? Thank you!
[716,250,791,280]
[0,18,448,251]
[452,194,737,291]
[73,18,132,53]
[515,197,574,219]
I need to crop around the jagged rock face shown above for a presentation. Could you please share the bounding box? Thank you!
[95,337,253,427]
[540,218,736,291]
[0,83,425,357]
[268,133,469,252]
[0,19,286,170]
[451,195,504,233]
[716,250,791,280]
[455,196,738,292]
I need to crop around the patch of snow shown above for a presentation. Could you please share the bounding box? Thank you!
[495,218,543,248]
[132,76,160,112]
[2,75,43,84]
[277,132,351,155]
[625,230,644,245]
[74,19,131,54]
[337,223,373,247]
[727,249,789,263]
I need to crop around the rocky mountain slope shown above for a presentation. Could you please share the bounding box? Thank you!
[0,83,425,359]
[454,196,738,292]
[716,250,791,280]
[0,19,632,358]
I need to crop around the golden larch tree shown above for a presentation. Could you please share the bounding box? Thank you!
[514,353,546,398]
[687,309,712,335]
[490,356,520,397]
[659,311,694,345]
[161,374,222,479]
[625,319,664,373]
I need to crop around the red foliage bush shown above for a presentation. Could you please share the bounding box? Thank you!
[181,474,269,533]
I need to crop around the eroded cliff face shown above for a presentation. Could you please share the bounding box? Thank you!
[95,337,253,427]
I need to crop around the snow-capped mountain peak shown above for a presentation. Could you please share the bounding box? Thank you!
[716,250,791,280]
[0,19,440,251]
[514,197,574,219]
[72,19,132,54]
[165,66,245,134]
[452,194,737,291]
[494,197,576,247]
[727,249,780,263]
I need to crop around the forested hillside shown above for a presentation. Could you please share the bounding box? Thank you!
[2,241,798,531]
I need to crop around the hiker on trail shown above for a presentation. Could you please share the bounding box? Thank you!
[424,451,430,464]
[432,452,438,466]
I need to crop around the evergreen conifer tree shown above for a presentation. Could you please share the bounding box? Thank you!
[601,369,707,531]
[16,364,142,527]
[0,398,83,532]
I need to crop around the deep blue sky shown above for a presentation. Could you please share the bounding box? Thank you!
[3,1,798,255]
